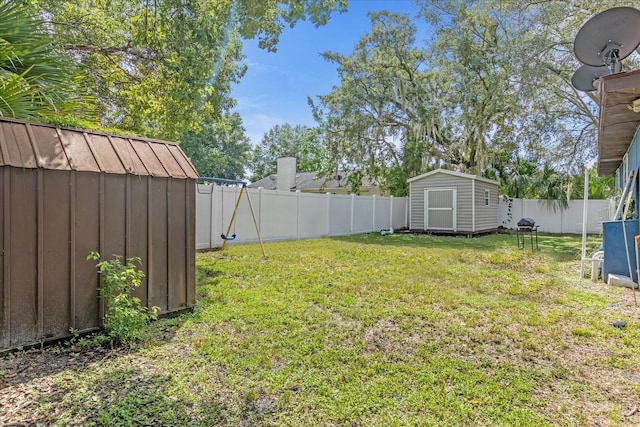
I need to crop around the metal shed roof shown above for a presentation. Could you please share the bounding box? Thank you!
[0,117,198,179]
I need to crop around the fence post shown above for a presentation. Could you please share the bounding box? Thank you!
[258,187,263,240]
[296,190,301,240]
[372,195,376,231]
[390,196,394,230]
[208,184,216,248]
[350,193,355,233]
[406,197,410,229]
[326,192,331,237]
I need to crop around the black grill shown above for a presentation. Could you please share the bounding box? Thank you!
[517,217,535,228]
[516,218,539,250]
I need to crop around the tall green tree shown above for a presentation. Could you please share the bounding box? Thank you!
[311,7,549,195]
[422,1,519,173]
[424,0,640,170]
[180,112,251,180]
[0,0,95,121]
[311,11,440,196]
[35,0,346,140]
[249,124,328,180]
[312,0,637,198]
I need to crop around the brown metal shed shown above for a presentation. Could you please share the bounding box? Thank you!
[0,118,198,351]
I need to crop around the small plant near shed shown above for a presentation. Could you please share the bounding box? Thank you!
[87,252,159,347]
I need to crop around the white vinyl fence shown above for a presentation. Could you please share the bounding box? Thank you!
[196,186,612,249]
[196,185,409,249]
[498,197,612,234]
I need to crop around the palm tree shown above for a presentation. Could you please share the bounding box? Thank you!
[534,163,570,212]
[570,167,614,200]
[500,158,537,199]
[0,0,95,121]
[495,158,571,211]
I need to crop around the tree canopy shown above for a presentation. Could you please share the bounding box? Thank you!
[249,123,328,181]
[180,112,251,180]
[32,0,346,140]
[310,0,637,197]
[5,0,633,198]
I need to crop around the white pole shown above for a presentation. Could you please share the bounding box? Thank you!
[580,166,589,278]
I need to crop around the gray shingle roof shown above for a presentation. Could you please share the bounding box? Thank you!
[249,171,379,191]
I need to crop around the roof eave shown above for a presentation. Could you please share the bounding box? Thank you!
[597,69,640,176]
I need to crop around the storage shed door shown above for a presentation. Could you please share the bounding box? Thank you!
[424,188,456,231]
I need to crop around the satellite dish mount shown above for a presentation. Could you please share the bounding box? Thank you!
[599,40,623,73]
[571,7,640,91]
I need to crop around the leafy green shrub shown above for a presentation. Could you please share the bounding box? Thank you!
[87,252,159,346]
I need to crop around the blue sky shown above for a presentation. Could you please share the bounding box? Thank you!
[231,0,423,145]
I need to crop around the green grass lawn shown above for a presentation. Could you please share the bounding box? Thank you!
[2,233,640,426]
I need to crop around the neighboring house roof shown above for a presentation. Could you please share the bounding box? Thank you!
[407,168,498,186]
[597,69,640,176]
[249,171,379,191]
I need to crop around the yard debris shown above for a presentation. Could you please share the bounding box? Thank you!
[611,321,627,329]
[625,406,638,417]
[380,228,394,236]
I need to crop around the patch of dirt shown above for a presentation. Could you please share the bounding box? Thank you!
[0,345,124,426]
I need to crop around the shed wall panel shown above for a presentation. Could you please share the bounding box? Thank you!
[129,176,149,307]
[474,180,499,231]
[103,175,127,260]
[0,169,5,348]
[9,169,38,346]
[411,173,472,231]
[42,170,71,338]
[186,180,196,307]
[149,178,168,311]
[74,172,100,331]
[168,179,187,310]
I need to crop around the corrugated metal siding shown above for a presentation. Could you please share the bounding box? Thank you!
[409,170,498,233]
[0,168,5,349]
[0,118,197,351]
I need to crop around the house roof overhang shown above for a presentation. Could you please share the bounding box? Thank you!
[598,69,640,176]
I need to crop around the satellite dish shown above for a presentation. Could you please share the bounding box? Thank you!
[574,7,640,70]
[571,64,610,91]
